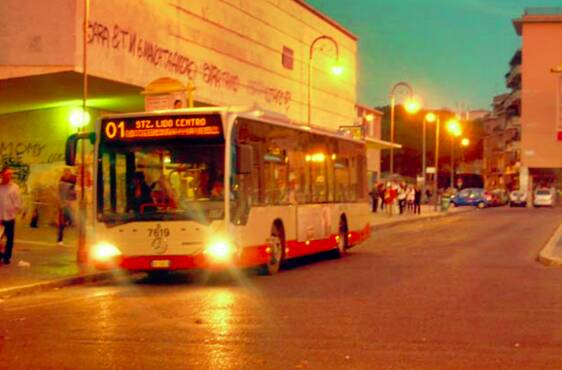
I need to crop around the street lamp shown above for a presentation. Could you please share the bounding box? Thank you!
[307,35,342,126]
[389,82,420,175]
[446,118,462,189]
[425,112,440,210]
[77,0,90,264]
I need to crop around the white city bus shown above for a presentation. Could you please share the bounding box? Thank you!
[66,107,371,274]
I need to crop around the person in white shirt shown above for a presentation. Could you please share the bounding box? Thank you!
[0,167,22,265]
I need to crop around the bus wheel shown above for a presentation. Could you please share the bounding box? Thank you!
[261,225,284,275]
[336,219,348,258]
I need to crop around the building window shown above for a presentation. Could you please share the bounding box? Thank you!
[282,46,294,70]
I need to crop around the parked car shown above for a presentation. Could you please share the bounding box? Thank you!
[533,188,555,207]
[509,190,527,207]
[490,189,509,206]
[450,188,491,209]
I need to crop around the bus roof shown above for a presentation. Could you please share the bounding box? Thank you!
[98,106,366,145]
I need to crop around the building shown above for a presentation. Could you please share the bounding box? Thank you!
[482,86,521,190]
[513,8,562,195]
[0,0,359,215]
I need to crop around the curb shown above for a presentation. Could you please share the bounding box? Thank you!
[371,208,473,231]
[0,271,116,298]
[537,221,562,267]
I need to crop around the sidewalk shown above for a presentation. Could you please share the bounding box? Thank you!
[0,205,471,297]
[370,203,472,230]
[0,223,111,297]
[538,221,562,266]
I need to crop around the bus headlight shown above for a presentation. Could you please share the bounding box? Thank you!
[91,242,122,263]
[204,238,235,263]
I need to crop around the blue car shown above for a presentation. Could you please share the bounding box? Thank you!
[450,188,491,209]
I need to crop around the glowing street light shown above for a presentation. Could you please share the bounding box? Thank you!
[69,108,91,129]
[424,112,441,210]
[308,35,342,126]
[389,82,421,175]
[331,65,344,76]
[446,119,462,137]
[404,98,422,115]
[461,137,470,147]
[446,119,463,189]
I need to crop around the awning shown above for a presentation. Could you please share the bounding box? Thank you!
[365,137,402,150]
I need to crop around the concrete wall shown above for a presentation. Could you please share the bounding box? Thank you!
[520,20,562,169]
[0,0,78,78]
[1,0,357,129]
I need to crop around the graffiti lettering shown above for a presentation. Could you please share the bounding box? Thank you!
[87,20,289,107]
[203,63,239,92]
[87,22,110,48]
[1,156,30,185]
[0,142,45,158]
[247,81,291,110]
[47,153,65,163]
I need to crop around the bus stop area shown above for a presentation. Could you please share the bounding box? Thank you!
[0,205,473,298]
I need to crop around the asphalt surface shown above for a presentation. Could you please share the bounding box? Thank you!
[1,207,562,370]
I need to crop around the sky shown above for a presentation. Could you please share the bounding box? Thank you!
[307,0,562,112]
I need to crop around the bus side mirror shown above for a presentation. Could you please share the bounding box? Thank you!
[65,132,96,166]
[236,144,253,174]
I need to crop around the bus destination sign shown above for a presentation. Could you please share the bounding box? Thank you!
[101,114,223,141]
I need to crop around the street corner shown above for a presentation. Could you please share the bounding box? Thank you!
[537,221,562,267]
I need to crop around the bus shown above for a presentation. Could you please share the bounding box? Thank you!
[66,107,371,275]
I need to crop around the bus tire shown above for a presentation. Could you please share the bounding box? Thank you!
[261,223,285,275]
[335,217,348,258]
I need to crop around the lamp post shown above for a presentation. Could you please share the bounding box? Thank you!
[446,119,462,190]
[307,35,341,126]
[425,112,440,210]
[77,0,90,264]
[389,82,420,176]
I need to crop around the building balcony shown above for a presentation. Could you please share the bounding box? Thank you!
[506,65,521,89]
[503,90,521,110]
[506,115,521,128]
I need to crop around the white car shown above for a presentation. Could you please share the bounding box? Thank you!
[509,190,527,207]
[533,188,555,207]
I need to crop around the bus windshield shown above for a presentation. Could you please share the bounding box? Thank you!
[97,142,225,225]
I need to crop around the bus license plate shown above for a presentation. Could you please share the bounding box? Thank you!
[151,260,170,268]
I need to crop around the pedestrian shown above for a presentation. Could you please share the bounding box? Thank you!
[378,183,386,211]
[397,183,407,215]
[385,183,396,217]
[406,185,415,214]
[414,185,422,215]
[368,184,379,213]
[57,168,77,245]
[0,167,22,265]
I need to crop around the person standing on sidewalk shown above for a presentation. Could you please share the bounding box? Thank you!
[397,183,407,215]
[414,185,422,215]
[0,167,22,265]
[406,185,415,214]
[385,183,396,217]
[368,184,379,213]
[57,168,77,245]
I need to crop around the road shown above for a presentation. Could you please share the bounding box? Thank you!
[1,207,562,369]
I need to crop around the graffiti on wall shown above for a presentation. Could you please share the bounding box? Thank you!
[0,141,46,158]
[88,21,292,110]
[1,155,30,185]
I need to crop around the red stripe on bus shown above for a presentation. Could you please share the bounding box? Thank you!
[115,223,371,271]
